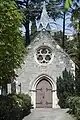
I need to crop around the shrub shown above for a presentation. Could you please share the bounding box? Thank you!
[67,96,80,120]
[0,93,32,120]
[57,69,75,108]
[16,93,32,116]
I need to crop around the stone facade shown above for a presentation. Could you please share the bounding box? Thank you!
[16,31,75,108]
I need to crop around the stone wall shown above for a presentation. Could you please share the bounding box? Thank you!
[15,31,75,108]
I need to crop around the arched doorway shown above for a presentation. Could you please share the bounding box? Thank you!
[36,79,52,108]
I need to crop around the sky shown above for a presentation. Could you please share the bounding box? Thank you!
[21,13,75,36]
[20,0,78,36]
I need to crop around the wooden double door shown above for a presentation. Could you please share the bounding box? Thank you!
[36,79,52,108]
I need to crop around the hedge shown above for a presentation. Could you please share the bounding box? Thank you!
[57,69,75,108]
[67,96,80,120]
[0,93,32,120]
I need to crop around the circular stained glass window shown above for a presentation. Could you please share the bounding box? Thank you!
[36,46,52,64]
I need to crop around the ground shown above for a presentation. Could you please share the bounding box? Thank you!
[23,108,75,120]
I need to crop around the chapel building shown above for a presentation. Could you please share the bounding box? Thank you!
[16,2,75,108]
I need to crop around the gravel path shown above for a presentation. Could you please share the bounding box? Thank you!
[23,108,75,120]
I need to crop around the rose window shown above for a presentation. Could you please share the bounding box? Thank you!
[36,47,52,64]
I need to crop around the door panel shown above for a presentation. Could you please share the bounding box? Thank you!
[36,79,52,108]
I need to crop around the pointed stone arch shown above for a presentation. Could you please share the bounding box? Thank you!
[30,74,59,108]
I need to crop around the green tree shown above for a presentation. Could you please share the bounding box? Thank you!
[53,1,80,97]
[47,0,73,49]
[69,1,80,96]
[0,0,25,94]
[57,69,75,108]
[15,0,43,46]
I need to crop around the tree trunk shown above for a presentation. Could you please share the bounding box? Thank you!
[31,19,37,36]
[62,11,66,49]
[77,20,80,67]
[25,20,30,46]
[75,20,80,96]
[25,0,30,46]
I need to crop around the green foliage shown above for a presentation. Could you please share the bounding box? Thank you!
[75,68,80,96]
[0,0,25,85]
[52,31,67,48]
[67,96,80,120]
[57,69,75,108]
[70,6,80,32]
[65,34,80,96]
[16,0,42,46]
[46,0,62,20]
[64,0,73,11]
[16,93,32,116]
[65,35,78,60]
[0,93,32,120]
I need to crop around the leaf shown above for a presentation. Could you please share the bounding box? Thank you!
[0,0,25,85]
[64,0,73,11]
[69,0,72,6]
